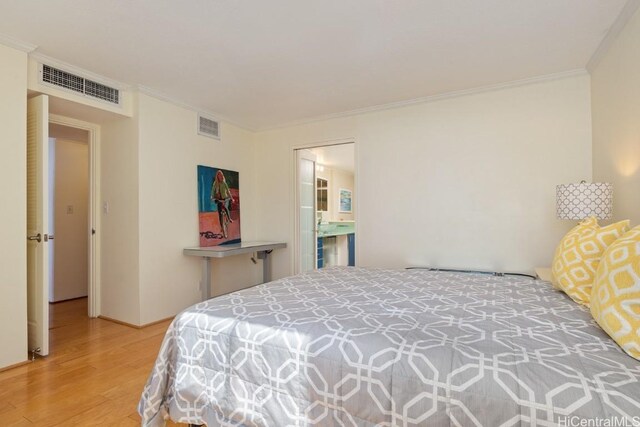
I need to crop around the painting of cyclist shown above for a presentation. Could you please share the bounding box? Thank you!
[211,170,234,237]
[198,165,240,246]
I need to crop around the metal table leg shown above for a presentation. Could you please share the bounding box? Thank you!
[201,257,211,301]
[257,250,272,283]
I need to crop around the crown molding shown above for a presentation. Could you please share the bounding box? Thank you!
[20,48,589,134]
[587,0,640,72]
[0,33,37,53]
[29,52,130,90]
[259,69,589,132]
[135,85,254,132]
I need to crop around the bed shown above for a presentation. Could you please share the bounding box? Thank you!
[138,267,640,426]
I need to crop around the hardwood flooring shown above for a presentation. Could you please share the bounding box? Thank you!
[0,298,182,426]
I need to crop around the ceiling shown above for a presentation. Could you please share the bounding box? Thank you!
[0,0,632,130]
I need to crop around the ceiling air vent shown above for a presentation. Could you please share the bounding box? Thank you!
[198,114,220,140]
[41,64,120,105]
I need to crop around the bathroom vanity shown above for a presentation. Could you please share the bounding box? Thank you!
[317,221,355,268]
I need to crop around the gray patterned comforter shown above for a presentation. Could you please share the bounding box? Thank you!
[139,267,640,426]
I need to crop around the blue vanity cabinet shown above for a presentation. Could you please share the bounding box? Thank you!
[347,233,355,266]
[317,237,324,268]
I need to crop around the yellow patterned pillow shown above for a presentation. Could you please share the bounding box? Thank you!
[591,226,640,360]
[551,217,630,306]
[551,217,599,291]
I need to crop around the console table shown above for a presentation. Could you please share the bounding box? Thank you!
[184,241,287,301]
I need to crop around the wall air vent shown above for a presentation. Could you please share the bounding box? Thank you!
[41,64,120,105]
[198,114,220,140]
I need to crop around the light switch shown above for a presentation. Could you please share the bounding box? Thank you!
[67,205,74,214]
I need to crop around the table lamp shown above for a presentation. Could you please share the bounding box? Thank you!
[556,181,613,221]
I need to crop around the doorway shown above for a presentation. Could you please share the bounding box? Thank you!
[48,124,89,304]
[294,141,356,274]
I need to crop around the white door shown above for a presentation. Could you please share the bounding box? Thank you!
[296,149,317,273]
[27,95,50,356]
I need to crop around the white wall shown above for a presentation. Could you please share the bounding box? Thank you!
[592,8,640,227]
[137,93,260,325]
[98,92,262,326]
[100,98,141,325]
[254,74,593,277]
[0,44,28,368]
[51,139,89,302]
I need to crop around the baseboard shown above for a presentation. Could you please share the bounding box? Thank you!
[98,315,174,329]
[0,359,30,373]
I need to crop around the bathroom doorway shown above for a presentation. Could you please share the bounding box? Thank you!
[294,141,355,273]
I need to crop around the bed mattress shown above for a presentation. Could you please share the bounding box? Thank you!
[139,267,640,426]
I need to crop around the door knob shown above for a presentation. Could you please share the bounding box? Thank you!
[44,234,54,242]
[27,233,42,243]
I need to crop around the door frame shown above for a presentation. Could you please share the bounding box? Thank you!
[294,149,317,274]
[49,114,101,318]
[291,138,357,275]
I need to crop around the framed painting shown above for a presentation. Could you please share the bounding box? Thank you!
[339,188,352,213]
[197,165,241,246]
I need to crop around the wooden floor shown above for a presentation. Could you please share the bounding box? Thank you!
[0,298,182,426]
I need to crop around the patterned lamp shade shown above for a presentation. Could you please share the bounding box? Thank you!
[556,182,613,220]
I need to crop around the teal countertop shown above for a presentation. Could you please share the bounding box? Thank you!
[318,222,355,237]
